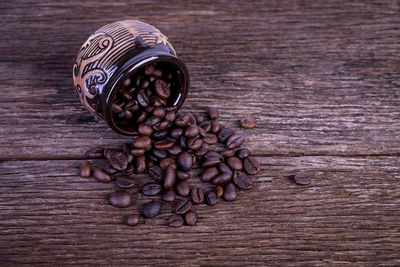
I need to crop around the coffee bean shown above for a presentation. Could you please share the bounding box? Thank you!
[111,103,123,113]
[162,189,176,202]
[132,135,151,148]
[184,211,198,226]
[109,190,132,208]
[137,90,149,107]
[194,144,209,158]
[176,180,190,197]
[233,171,253,190]
[202,157,222,167]
[115,177,134,189]
[148,166,164,182]
[153,68,163,78]
[223,183,237,202]
[226,134,245,149]
[175,199,192,215]
[165,111,176,121]
[123,163,134,176]
[220,149,235,158]
[141,79,150,89]
[164,166,176,189]
[108,150,128,171]
[80,160,92,178]
[169,127,183,139]
[142,182,162,196]
[124,109,133,119]
[212,172,232,185]
[154,139,175,150]
[175,115,190,127]
[178,136,187,150]
[130,148,146,156]
[207,107,219,120]
[294,172,311,185]
[150,95,166,107]
[199,121,212,133]
[124,214,139,226]
[240,117,256,129]
[243,157,261,175]
[122,77,131,88]
[103,163,118,175]
[145,116,161,126]
[87,146,104,158]
[138,123,154,136]
[152,130,168,140]
[217,128,234,143]
[168,145,182,156]
[203,133,218,144]
[216,185,224,198]
[153,120,170,131]
[205,191,217,206]
[185,125,199,138]
[226,157,243,171]
[236,148,250,159]
[121,90,133,101]
[193,112,205,124]
[159,157,176,169]
[191,188,204,204]
[177,170,190,180]
[198,127,207,138]
[177,151,193,171]
[187,138,203,150]
[204,152,224,161]
[152,106,166,118]
[154,79,170,99]
[187,113,197,125]
[211,121,221,133]
[142,200,162,218]
[135,111,147,123]
[93,169,112,183]
[135,155,146,174]
[201,167,219,182]
[152,149,167,159]
[147,159,155,168]
[218,163,233,175]
[144,64,155,75]
[168,215,184,227]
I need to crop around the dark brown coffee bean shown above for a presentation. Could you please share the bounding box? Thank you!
[148,166,163,182]
[168,145,182,156]
[201,167,219,182]
[226,157,243,171]
[124,214,139,226]
[144,64,155,75]
[216,185,224,198]
[159,158,176,169]
[207,107,219,120]
[294,172,311,185]
[169,127,183,139]
[187,113,197,125]
[233,171,253,190]
[153,120,170,131]
[152,130,168,140]
[121,90,133,101]
[168,215,183,227]
[243,157,261,175]
[190,188,204,204]
[137,90,149,107]
[152,149,167,159]
[153,68,163,78]
[103,163,118,175]
[177,170,190,180]
[141,79,150,89]
[176,180,190,197]
[145,116,161,126]
[175,199,192,215]
[162,189,176,202]
[218,163,233,175]
[212,172,232,185]
[109,190,131,208]
[202,157,222,167]
[154,79,170,99]
[111,103,123,113]
[164,166,176,189]
[217,128,234,143]
[138,123,154,136]
[236,148,250,159]
[154,139,175,150]
[147,159,155,168]
[223,183,237,202]
[187,138,203,150]
[135,111,147,123]
[93,169,112,183]
[178,136,187,150]
[122,77,131,88]
[135,155,146,174]
[175,115,190,127]
[203,133,218,144]
[142,200,162,218]
[205,191,217,206]
[198,127,207,138]
[132,135,151,149]
[108,150,128,171]
[221,149,235,158]
[150,95,166,107]
[184,211,198,226]
[145,104,154,114]
[240,117,256,129]
[193,112,205,124]
[185,125,199,138]
[199,121,211,133]
[87,146,104,158]
[115,177,135,189]
[80,160,92,178]
[130,148,146,156]
[141,182,162,196]
[124,162,134,175]
[194,144,209,158]
[165,111,176,121]
[124,109,133,119]
[211,121,221,134]
[153,106,166,118]
[226,134,245,149]
[177,151,193,171]
[204,152,224,161]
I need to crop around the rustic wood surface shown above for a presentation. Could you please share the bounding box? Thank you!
[0,0,399,266]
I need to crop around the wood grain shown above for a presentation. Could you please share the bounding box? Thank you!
[0,0,399,266]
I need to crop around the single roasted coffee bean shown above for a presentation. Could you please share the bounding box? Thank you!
[121,90,133,101]
[216,185,224,198]
[132,135,151,149]
[218,163,233,175]
[141,182,162,196]
[164,166,176,189]
[233,171,253,190]
[150,95,166,107]
[152,130,168,140]
[204,151,224,161]
[145,116,161,126]
[220,149,235,158]
[207,107,219,120]
[177,151,193,171]
[154,139,175,150]
[169,127,183,139]
[147,159,155,168]
[175,180,190,197]
[168,145,182,156]
[124,214,140,226]
[154,79,170,99]
[115,177,135,189]
[108,150,128,171]
[153,120,170,131]
[185,125,199,138]
[194,144,209,158]
[130,148,146,156]
[294,172,311,185]
[111,103,123,114]
[148,166,164,182]
[187,113,197,125]
[217,128,234,143]
[205,191,217,206]
[80,160,92,178]
[236,148,250,159]
[226,157,243,171]
[159,157,176,169]
[109,190,132,208]
[193,112,205,124]
[243,157,261,175]
[122,77,131,87]
[240,117,256,129]
[177,170,190,180]
[137,90,149,107]
[202,157,222,167]
[142,200,162,218]
[135,156,146,174]
[138,123,154,136]
[165,111,176,121]
[135,111,147,123]
[211,121,221,134]
[187,137,203,150]
[103,163,118,175]
[145,103,154,113]
[226,134,245,149]
[199,121,212,133]
[198,127,207,138]
[87,146,104,158]
[124,163,135,176]
[190,188,204,204]
[178,136,187,150]
[203,133,218,144]
[212,172,232,185]
[144,64,154,75]
[175,199,192,215]
[223,183,237,202]
[152,106,166,118]
[162,189,176,203]
[93,169,112,183]
[152,149,167,159]
[201,167,219,182]
[184,211,198,226]
[168,214,184,227]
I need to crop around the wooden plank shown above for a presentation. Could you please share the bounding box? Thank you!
[0,157,399,266]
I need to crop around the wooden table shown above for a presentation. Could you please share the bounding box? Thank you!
[1,1,399,266]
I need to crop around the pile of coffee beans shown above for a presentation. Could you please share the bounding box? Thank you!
[80,63,261,227]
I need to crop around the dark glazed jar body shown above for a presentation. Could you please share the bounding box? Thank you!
[73,20,189,135]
